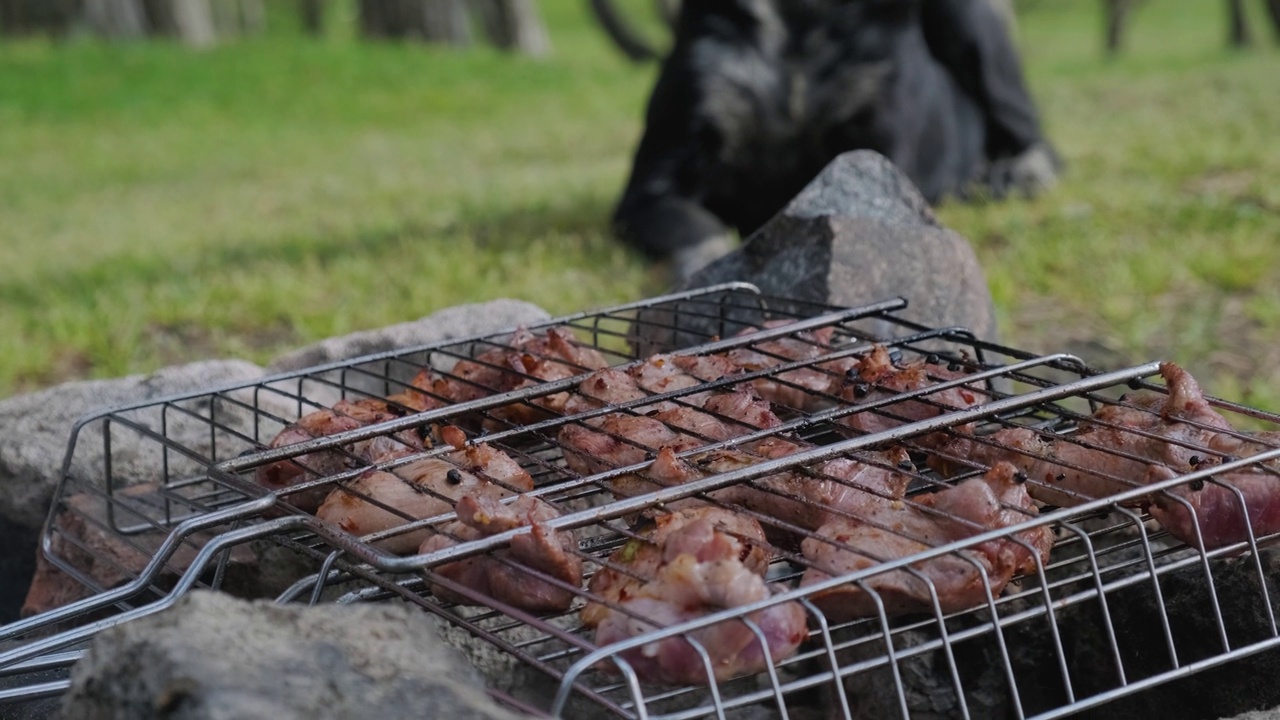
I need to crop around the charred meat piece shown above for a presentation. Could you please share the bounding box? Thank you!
[562,368,653,417]
[587,508,807,686]
[433,328,610,427]
[840,346,985,447]
[315,438,534,555]
[629,353,744,409]
[625,441,913,535]
[801,462,1052,621]
[255,378,441,512]
[934,362,1235,507]
[420,494,582,612]
[1147,463,1280,551]
[559,413,709,482]
[725,321,852,411]
[582,507,770,628]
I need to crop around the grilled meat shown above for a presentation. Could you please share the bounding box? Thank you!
[725,321,853,411]
[588,507,806,685]
[934,362,1235,507]
[431,328,610,428]
[637,446,914,536]
[1147,462,1280,551]
[801,462,1051,620]
[420,494,582,612]
[581,507,770,628]
[839,345,986,446]
[255,379,440,512]
[314,439,534,555]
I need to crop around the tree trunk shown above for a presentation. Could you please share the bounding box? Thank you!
[475,0,550,57]
[1227,0,1251,46]
[171,0,216,46]
[140,0,173,34]
[357,0,387,37]
[1266,0,1280,40]
[83,0,148,38]
[298,0,322,35]
[239,0,264,34]
[1,0,77,36]
[420,0,469,45]
[1104,0,1141,55]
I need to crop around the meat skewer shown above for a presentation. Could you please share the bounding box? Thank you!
[725,321,856,411]
[585,507,808,686]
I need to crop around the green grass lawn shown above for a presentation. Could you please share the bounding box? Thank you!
[1,0,1278,411]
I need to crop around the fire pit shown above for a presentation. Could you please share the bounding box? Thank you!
[3,283,1280,719]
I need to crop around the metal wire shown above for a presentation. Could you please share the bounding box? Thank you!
[4,284,1280,720]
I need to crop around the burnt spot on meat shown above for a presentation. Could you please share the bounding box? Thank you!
[925,354,941,365]
[383,404,409,418]
[1189,455,1202,467]
[1190,477,1206,492]
[851,383,871,399]
[1055,473,1066,483]
[1013,470,1029,484]
[446,469,465,486]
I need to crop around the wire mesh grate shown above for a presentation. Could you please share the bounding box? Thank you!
[4,283,1280,719]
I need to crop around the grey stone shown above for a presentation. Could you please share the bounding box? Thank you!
[61,591,525,720]
[0,360,267,533]
[650,151,997,351]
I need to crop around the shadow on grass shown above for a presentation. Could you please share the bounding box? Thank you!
[0,193,630,311]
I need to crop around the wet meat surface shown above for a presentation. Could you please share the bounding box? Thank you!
[801,462,1052,620]
[586,507,807,685]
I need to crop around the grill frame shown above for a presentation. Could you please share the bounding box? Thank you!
[3,283,1280,719]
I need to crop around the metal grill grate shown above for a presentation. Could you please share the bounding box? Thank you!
[3,283,1280,719]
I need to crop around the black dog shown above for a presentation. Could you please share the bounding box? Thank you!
[613,0,1056,271]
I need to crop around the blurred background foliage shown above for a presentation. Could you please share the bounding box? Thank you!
[0,0,1276,412]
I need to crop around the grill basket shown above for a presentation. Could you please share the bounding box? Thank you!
[3,283,1280,720]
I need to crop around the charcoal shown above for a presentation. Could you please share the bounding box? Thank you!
[829,546,1280,720]
[0,640,64,720]
[0,514,36,624]
[60,591,525,720]
[634,151,998,353]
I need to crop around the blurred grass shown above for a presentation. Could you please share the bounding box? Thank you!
[0,0,1277,412]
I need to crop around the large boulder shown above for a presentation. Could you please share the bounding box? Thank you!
[662,151,997,350]
[0,360,265,533]
[1,300,554,625]
[60,591,525,720]
[0,360,268,624]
